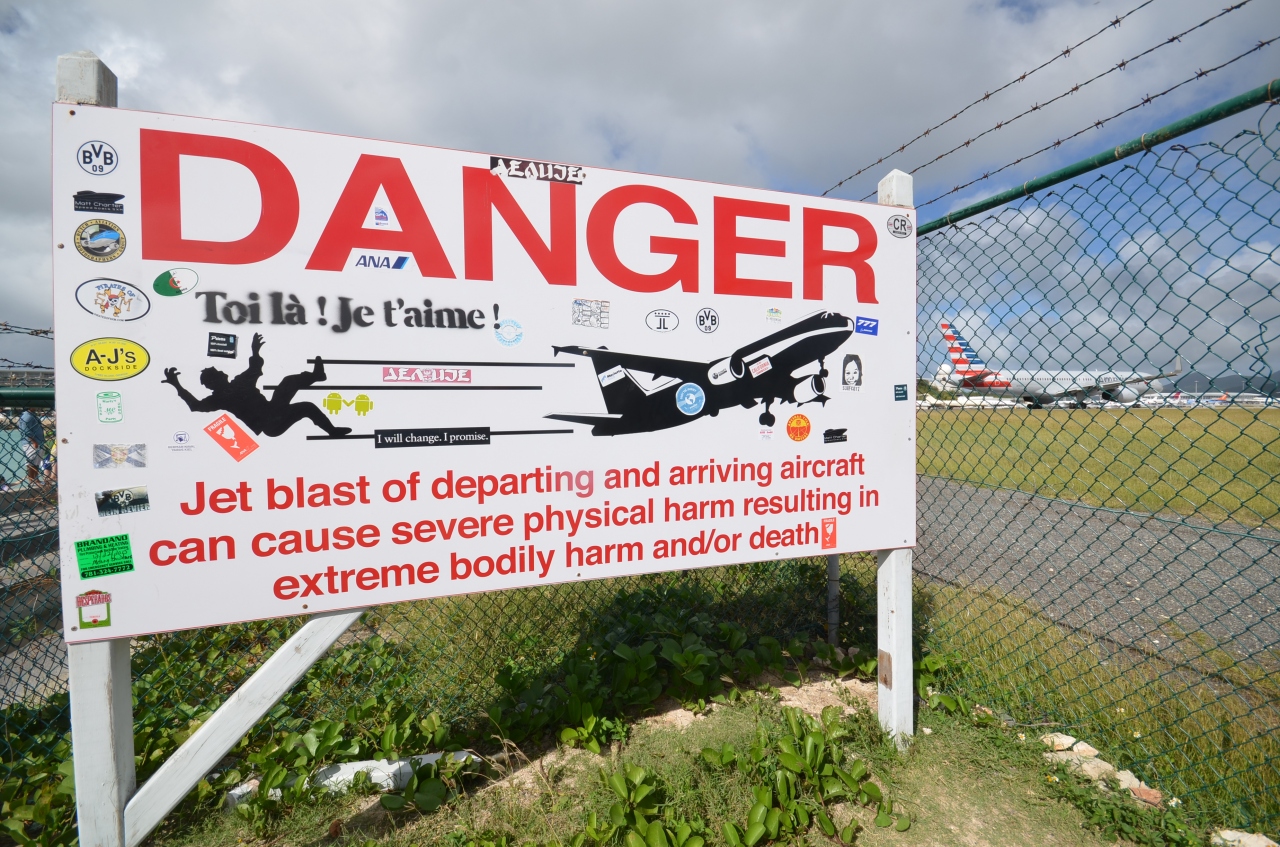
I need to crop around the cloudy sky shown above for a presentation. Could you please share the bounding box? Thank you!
[1,0,1275,370]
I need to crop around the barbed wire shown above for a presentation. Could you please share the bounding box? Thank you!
[821,0,1161,197]
[0,358,53,369]
[916,35,1278,211]
[853,1,1256,200]
[0,323,53,339]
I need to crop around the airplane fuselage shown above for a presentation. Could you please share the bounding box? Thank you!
[950,369,1158,405]
[550,311,854,435]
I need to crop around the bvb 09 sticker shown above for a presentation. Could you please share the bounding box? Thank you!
[95,486,150,516]
[74,219,126,262]
[70,338,149,381]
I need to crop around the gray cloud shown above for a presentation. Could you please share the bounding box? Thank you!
[1,0,1275,365]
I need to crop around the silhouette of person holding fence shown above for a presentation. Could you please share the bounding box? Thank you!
[162,333,351,437]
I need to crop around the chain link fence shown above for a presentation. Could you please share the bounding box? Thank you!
[914,103,1280,834]
[2,100,1278,842]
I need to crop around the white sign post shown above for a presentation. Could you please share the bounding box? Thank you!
[54,54,916,845]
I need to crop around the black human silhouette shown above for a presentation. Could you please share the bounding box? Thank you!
[162,333,351,437]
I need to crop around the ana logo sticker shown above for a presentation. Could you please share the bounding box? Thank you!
[152,268,199,297]
[77,141,118,175]
[75,279,150,321]
[646,309,678,332]
[74,219,126,262]
[786,414,811,442]
[70,338,149,381]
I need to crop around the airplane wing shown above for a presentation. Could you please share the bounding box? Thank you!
[552,346,709,385]
[1049,356,1183,399]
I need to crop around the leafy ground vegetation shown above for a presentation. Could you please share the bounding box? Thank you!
[134,671,1210,847]
[1,579,1223,846]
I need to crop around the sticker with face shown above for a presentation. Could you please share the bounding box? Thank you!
[842,355,863,389]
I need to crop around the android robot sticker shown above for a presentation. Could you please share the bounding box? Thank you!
[323,393,374,416]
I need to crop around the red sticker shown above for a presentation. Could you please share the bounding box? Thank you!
[822,517,837,550]
[203,414,259,462]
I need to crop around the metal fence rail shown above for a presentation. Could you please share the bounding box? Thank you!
[2,89,1278,842]
[915,100,1280,833]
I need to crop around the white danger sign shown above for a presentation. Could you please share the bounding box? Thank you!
[53,105,916,642]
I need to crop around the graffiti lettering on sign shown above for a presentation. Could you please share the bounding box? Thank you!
[490,156,585,184]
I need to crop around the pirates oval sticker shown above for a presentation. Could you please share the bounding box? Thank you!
[71,338,150,381]
[75,279,150,322]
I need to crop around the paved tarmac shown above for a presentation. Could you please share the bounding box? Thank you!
[914,476,1280,667]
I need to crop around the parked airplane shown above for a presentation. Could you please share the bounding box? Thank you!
[548,311,853,435]
[933,320,1181,408]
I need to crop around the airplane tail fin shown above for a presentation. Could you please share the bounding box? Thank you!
[939,320,993,378]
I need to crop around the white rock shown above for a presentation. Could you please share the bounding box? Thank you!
[1116,770,1148,791]
[1042,751,1116,782]
[223,751,477,811]
[1077,757,1117,782]
[1041,732,1077,751]
[1211,831,1280,847]
[223,779,259,811]
[313,751,476,793]
[1071,741,1098,757]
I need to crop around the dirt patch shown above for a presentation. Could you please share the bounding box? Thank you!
[638,696,708,731]
[481,743,592,794]
[777,676,878,717]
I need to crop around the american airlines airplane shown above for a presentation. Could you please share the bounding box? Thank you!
[933,321,1181,408]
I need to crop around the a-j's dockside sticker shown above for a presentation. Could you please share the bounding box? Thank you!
[53,104,916,642]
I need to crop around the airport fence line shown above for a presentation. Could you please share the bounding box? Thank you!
[914,98,1280,834]
[0,93,1278,842]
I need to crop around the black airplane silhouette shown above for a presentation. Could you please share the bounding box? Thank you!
[547,311,854,435]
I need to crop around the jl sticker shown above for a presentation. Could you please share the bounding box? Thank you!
[95,486,150,516]
[74,534,134,579]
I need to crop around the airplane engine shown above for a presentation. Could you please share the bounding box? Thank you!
[729,354,746,379]
[792,374,826,404]
[1101,386,1142,403]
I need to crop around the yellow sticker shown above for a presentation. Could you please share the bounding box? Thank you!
[70,337,149,381]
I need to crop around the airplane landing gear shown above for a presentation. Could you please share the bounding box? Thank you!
[759,401,776,427]
[818,357,829,379]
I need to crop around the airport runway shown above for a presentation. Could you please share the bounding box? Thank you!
[914,476,1280,666]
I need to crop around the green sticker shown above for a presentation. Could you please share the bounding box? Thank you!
[75,534,135,580]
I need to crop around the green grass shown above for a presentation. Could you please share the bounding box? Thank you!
[148,693,1131,847]
[899,570,1280,836]
[917,407,1280,527]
